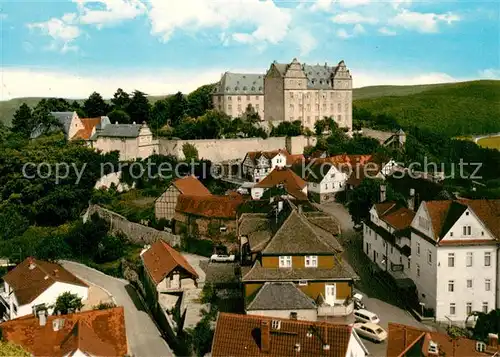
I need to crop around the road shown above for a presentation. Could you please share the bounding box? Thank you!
[61,261,174,357]
[315,201,356,233]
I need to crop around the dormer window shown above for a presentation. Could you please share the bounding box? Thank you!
[476,342,486,352]
[243,86,247,90]
[251,86,255,91]
[428,341,438,354]
[279,256,292,268]
[271,320,281,329]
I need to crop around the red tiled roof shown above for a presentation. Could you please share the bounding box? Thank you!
[424,200,454,240]
[172,175,211,196]
[0,307,127,357]
[375,202,397,216]
[255,167,307,200]
[287,154,305,166]
[387,323,499,357]
[383,207,416,231]
[462,199,500,239]
[212,313,354,357]
[176,194,245,219]
[141,240,198,285]
[3,258,88,305]
[73,118,102,141]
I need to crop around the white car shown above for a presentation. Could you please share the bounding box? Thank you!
[353,322,387,343]
[210,254,235,263]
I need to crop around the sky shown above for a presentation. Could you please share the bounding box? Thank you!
[0,0,499,100]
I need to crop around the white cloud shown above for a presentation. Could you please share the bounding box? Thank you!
[73,0,147,28]
[310,0,334,12]
[290,28,318,56]
[147,0,291,45]
[353,24,365,34]
[332,11,378,24]
[389,9,460,33]
[337,0,372,8]
[479,68,500,79]
[27,16,81,53]
[336,28,351,39]
[378,27,397,36]
[3,67,496,101]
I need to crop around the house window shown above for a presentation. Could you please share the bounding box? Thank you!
[228,104,232,110]
[485,279,491,291]
[427,250,432,264]
[271,320,281,329]
[450,232,453,237]
[466,252,473,267]
[416,264,420,277]
[463,225,471,236]
[298,280,308,286]
[416,242,420,256]
[304,256,318,268]
[418,217,429,230]
[448,280,455,292]
[228,96,232,101]
[467,279,473,288]
[448,253,455,267]
[13,304,17,315]
[484,252,491,266]
[482,302,489,313]
[279,256,292,268]
[466,302,472,315]
[237,96,241,101]
[449,303,456,315]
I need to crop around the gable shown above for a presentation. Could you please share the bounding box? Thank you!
[411,202,435,239]
[156,185,179,203]
[440,207,496,242]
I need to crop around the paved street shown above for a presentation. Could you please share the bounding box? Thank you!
[316,201,356,232]
[61,261,174,357]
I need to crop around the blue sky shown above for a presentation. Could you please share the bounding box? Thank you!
[0,0,499,100]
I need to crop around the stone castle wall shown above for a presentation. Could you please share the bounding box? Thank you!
[83,204,181,247]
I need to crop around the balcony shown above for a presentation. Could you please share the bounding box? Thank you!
[317,299,354,317]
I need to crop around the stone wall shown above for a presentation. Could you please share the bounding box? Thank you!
[158,135,316,162]
[83,205,181,247]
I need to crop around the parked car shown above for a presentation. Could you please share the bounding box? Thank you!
[353,293,365,310]
[210,254,235,263]
[354,309,380,324]
[353,322,387,343]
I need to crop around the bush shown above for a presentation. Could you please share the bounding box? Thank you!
[181,235,214,257]
[93,302,117,310]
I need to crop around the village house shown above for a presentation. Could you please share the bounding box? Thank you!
[89,121,159,161]
[72,116,111,144]
[306,161,349,203]
[242,202,356,320]
[242,149,289,182]
[140,240,199,295]
[387,323,499,357]
[174,193,245,238]
[0,306,127,357]
[155,175,211,221]
[0,258,89,321]
[409,199,500,325]
[211,313,368,357]
[251,167,308,201]
[362,189,416,288]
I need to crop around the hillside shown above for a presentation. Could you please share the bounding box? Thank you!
[353,80,500,136]
[352,83,452,100]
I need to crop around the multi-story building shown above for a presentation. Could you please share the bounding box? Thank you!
[212,72,265,119]
[264,58,353,130]
[410,199,500,325]
[241,149,289,182]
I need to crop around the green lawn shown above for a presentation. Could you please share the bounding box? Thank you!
[477,136,500,150]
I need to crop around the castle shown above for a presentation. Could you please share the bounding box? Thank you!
[212,58,353,131]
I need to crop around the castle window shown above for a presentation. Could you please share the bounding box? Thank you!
[235,87,239,91]
[243,86,247,90]
[247,95,250,100]
[237,96,241,101]
[251,86,255,91]
[228,96,232,101]
[259,87,262,90]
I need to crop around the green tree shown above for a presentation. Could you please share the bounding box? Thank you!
[473,309,500,342]
[108,109,131,124]
[182,143,198,161]
[150,99,170,132]
[11,103,34,138]
[0,341,31,357]
[52,292,84,315]
[70,100,86,118]
[167,92,188,127]
[83,92,110,117]
[241,104,260,124]
[127,90,150,124]
[187,84,215,118]
[41,98,72,112]
[0,205,29,240]
[111,88,131,111]
[270,120,303,137]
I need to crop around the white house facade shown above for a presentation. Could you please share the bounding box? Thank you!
[307,163,348,203]
[410,200,499,325]
[242,150,288,183]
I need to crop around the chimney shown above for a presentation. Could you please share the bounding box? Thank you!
[380,185,386,203]
[28,257,36,270]
[408,188,415,211]
[260,320,270,353]
[38,310,47,326]
[488,333,498,349]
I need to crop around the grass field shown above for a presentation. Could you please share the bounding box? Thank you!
[477,136,500,149]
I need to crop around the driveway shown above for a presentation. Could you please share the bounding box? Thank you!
[315,202,355,233]
[61,261,173,357]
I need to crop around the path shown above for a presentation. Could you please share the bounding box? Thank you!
[61,261,173,357]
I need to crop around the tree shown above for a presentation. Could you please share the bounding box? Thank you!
[150,99,170,132]
[11,103,34,138]
[83,92,110,117]
[70,100,86,118]
[186,84,215,118]
[473,309,500,342]
[182,143,198,161]
[111,88,131,111]
[52,292,84,315]
[0,341,30,357]
[270,120,303,137]
[241,104,260,124]
[167,92,188,127]
[108,109,131,124]
[0,205,29,240]
[127,90,150,124]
